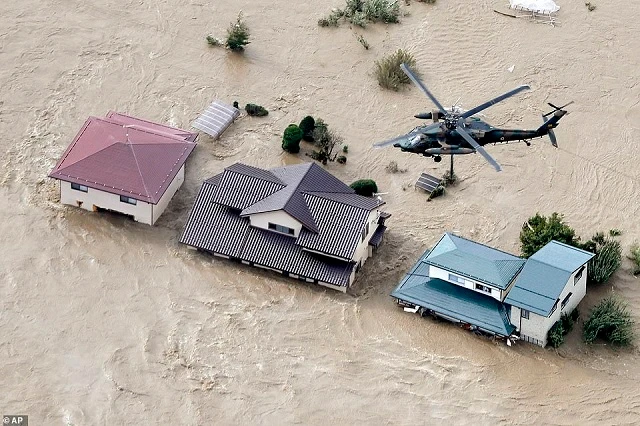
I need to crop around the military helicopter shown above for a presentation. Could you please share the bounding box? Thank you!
[374,63,572,172]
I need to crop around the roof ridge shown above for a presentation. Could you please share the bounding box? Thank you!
[304,191,383,210]
[446,232,521,259]
[228,163,286,186]
[546,239,595,256]
[127,142,152,198]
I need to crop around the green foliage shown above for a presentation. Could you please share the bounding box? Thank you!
[337,155,347,164]
[519,213,580,258]
[282,124,303,154]
[441,170,458,187]
[342,145,349,153]
[416,0,436,3]
[309,118,343,165]
[226,13,250,51]
[609,229,622,237]
[547,320,565,348]
[427,185,445,201]
[583,294,634,346]
[206,35,222,46]
[385,160,407,173]
[570,307,580,322]
[299,116,316,142]
[350,179,378,197]
[561,311,575,334]
[584,235,622,285]
[245,103,268,116]
[374,49,417,91]
[630,244,640,276]
[318,0,400,28]
[585,2,596,11]
[233,101,239,109]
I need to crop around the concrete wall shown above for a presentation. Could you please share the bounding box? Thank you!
[152,165,184,224]
[429,266,504,301]
[60,180,153,225]
[511,264,588,347]
[249,210,302,237]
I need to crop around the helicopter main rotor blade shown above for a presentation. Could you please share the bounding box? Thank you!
[400,63,448,116]
[456,125,502,172]
[460,85,530,119]
[373,122,441,148]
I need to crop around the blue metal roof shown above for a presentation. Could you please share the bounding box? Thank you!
[504,241,594,316]
[424,233,525,290]
[391,250,515,336]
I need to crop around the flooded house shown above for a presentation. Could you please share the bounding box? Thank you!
[392,233,594,347]
[48,112,197,225]
[180,162,390,292]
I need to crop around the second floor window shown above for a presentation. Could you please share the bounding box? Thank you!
[521,309,530,320]
[574,265,585,284]
[71,183,88,192]
[268,222,295,235]
[475,284,492,294]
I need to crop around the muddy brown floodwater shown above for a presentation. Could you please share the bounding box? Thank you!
[1,0,640,424]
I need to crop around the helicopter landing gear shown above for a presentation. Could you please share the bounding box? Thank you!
[524,140,531,146]
[434,156,442,163]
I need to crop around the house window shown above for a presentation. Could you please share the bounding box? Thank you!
[448,273,465,285]
[120,195,137,205]
[268,222,295,236]
[574,265,585,284]
[550,300,559,315]
[521,309,530,320]
[71,183,88,192]
[475,283,492,294]
[561,292,573,310]
[361,222,370,242]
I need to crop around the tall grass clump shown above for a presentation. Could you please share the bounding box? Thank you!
[583,294,634,346]
[630,244,640,276]
[374,49,416,91]
[582,233,622,285]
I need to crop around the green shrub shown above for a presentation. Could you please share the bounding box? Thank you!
[385,160,407,173]
[629,244,640,276]
[282,124,303,154]
[570,307,580,322]
[363,0,400,23]
[337,155,347,164]
[299,116,316,142]
[441,170,458,187]
[585,235,622,285]
[350,179,378,196]
[226,13,250,51]
[560,311,575,334]
[519,213,580,258]
[206,35,222,46]
[318,0,400,28]
[342,145,349,153]
[609,229,622,236]
[583,294,634,346]
[355,34,370,50]
[547,320,565,348]
[427,185,445,201]
[374,49,417,91]
[233,101,239,109]
[245,104,268,116]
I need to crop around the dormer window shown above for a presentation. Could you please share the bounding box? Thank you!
[268,222,295,236]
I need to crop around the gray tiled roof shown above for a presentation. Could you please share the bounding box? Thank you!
[425,233,526,289]
[295,193,371,259]
[504,241,594,316]
[391,249,515,336]
[212,166,285,210]
[180,179,355,287]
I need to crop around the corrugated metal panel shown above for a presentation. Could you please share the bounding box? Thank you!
[425,233,525,289]
[391,252,515,336]
[191,100,240,140]
[415,173,442,193]
[296,193,369,259]
[179,182,249,258]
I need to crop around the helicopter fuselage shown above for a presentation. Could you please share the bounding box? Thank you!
[394,117,544,157]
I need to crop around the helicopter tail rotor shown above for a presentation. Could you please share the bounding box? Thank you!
[543,101,573,118]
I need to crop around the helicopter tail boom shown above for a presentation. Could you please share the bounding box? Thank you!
[536,110,566,135]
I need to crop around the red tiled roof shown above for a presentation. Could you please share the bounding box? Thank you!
[48,115,197,204]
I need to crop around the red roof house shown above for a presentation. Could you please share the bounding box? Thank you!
[49,113,197,225]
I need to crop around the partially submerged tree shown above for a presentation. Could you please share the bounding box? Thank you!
[226,12,251,51]
[374,49,417,91]
[318,0,400,28]
[583,294,634,346]
[519,213,580,258]
[350,179,378,197]
[299,116,316,142]
[581,233,622,285]
[309,118,344,165]
[245,104,268,116]
[282,124,303,154]
[629,244,640,276]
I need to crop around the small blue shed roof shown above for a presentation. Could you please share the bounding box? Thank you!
[504,241,594,316]
[392,250,515,337]
[424,233,525,290]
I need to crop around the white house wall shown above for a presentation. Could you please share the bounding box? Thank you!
[60,180,153,225]
[352,209,381,266]
[152,165,185,224]
[249,210,303,236]
[511,264,589,347]
[429,266,503,301]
